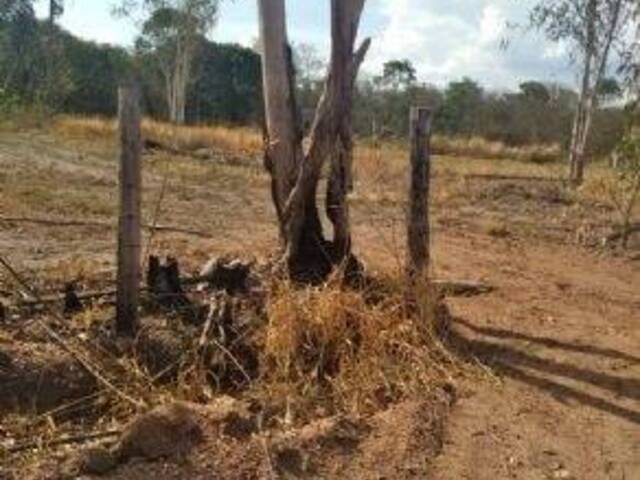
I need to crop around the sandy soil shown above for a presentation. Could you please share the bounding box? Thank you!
[431,229,640,480]
[1,130,638,479]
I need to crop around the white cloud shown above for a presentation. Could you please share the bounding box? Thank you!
[365,0,575,90]
[32,0,578,91]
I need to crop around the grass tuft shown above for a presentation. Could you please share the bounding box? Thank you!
[258,276,462,420]
[52,115,262,155]
[52,115,561,164]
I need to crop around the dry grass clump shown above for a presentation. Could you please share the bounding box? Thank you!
[52,115,116,139]
[577,166,619,205]
[579,158,639,210]
[0,105,52,131]
[52,115,559,166]
[260,277,459,419]
[355,135,560,169]
[52,115,263,155]
[432,135,561,163]
[142,120,262,155]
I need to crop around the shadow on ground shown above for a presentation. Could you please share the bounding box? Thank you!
[448,317,640,425]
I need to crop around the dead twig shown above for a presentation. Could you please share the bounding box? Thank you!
[6,430,121,454]
[8,274,213,309]
[15,288,118,307]
[261,437,277,480]
[209,336,253,385]
[143,159,171,269]
[0,215,213,239]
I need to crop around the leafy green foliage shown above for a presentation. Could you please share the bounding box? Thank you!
[0,14,627,158]
[0,0,34,23]
[0,87,21,113]
[48,0,64,21]
[131,0,220,123]
[438,78,484,136]
[188,42,262,124]
[60,33,133,115]
[0,0,41,101]
[597,77,622,102]
[378,59,417,90]
[520,81,551,103]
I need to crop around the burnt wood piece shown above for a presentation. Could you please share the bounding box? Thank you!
[63,283,83,316]
[146,256,193,315]
[199,258,252,294]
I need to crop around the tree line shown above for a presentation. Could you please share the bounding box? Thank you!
[0,0,636,164]
[302,56,627,156]
[0,0,262,124]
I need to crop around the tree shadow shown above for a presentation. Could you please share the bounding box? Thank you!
[447,317,640,425]
[454,317,640,365]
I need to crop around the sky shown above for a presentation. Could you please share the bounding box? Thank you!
[33,0,577,91]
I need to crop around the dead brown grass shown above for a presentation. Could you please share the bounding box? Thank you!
[259,276,463,420]
[580,162,639,209]
[432,135,561,163]
[52,115,560,165]
[49,116,567,219]
[52,115,263,155]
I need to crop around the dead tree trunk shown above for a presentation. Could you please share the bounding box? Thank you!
[406,107,433,284]
[258,0,370,281]
[116,84,142,337]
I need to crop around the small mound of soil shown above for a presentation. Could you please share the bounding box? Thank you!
[0,342,95,414]
[134,321,191,381]
[54,391,452,480]
[4,259,457,480]
[79,402,204,476]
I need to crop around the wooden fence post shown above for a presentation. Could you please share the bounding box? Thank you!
[407,107,433,285]
[116,84,142,337]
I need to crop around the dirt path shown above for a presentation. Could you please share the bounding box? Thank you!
[429,229,640,480]
[2,130,638,479]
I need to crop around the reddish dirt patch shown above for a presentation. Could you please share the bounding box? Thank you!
[2,130,639,479]
[429,231,640,480]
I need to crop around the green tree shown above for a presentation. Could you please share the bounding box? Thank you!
[188,41,262,124]
[0,0,40,101]
[520,81,551,103]
[439,78,484,136]
[517,81,551,142]
[47,0,64,23]
[0,1,73,110]
[596,77,622,103]
[378,59,416,90]
[292,43,326,130]
[0,0,33,22]
[42,0,73,110]
[60,32,132,115]
[528,0,636,184]
[126,0,219,124]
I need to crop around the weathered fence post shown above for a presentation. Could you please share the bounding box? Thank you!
[406,107,433,286]
[116,84,142,337]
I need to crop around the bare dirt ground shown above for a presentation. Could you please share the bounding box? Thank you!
[1,129,639,479]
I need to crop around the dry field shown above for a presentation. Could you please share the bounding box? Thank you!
[0,118,639,479]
